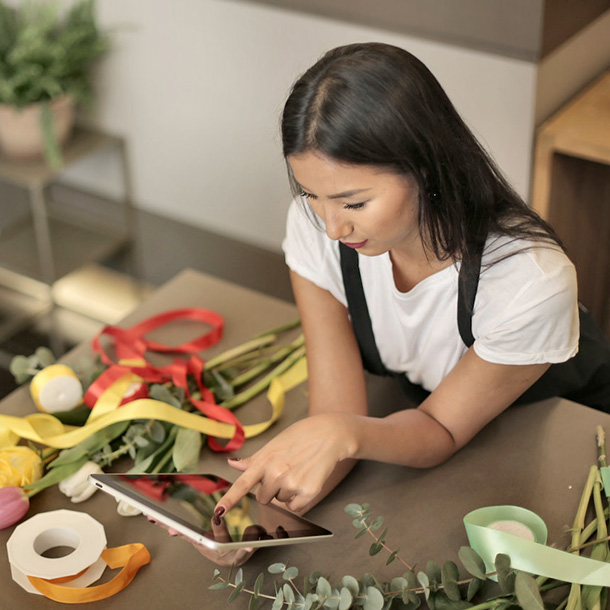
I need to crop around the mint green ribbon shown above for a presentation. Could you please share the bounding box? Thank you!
[464,506,610,586]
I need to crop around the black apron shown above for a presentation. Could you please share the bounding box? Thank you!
[339,242,610,411]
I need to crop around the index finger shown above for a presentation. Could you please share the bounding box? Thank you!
[215,468,262,517]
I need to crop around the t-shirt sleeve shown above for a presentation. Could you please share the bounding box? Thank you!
[281,200,347,305]
[473,250,579,365]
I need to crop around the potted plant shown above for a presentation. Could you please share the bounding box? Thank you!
[0,0,109,167]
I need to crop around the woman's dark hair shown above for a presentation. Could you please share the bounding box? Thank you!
[281,42,562,264]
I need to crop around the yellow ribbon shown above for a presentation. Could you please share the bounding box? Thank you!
[0,357,308,450]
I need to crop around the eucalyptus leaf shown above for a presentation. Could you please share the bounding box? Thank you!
[363,586,384,610]
[271,589,284,610]
[386,549,399,566]
[248,594,261,610]
[339,587,353,610]
[417,572,430,600]
[268,563,286,575]
[344,503,363,517]
[369,542,383,556]
[253,572,264,598]
[283,583,295,604]
[149,384,181,409]
[316,576,332,598]
[149,420,166,444]
[441,561,461,601]
[426,560,441,584]
[431,592,473,610]
[235,568,243,586]
[494,554,515,594]
[172,427,202,472]
[208,581,230,590]
[227,581,245,603]
[466,577,483,601]
[283,566,299,580]
[370,516,384,531]
[514,573,544,610]
[458,547,486,580]
[341,575,359,597]
[391,577,409,592]
[35,346,55,367]
[9,355,30,377]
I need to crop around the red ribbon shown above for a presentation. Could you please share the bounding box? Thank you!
[85,308,244,452]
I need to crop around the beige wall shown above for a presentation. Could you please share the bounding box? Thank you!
[55,0,538,252]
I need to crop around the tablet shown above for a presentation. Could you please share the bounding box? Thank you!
[89,473,333,550]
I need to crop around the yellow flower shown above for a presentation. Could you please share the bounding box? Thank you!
[0,447,43,488]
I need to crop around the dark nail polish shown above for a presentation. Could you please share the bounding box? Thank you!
[214,506,226,518]
[213,516,221,526]
[227,457,241,461]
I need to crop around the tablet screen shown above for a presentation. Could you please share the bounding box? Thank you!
[91,473,332,546]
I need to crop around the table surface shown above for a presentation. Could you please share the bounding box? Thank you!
[1,268,608,609]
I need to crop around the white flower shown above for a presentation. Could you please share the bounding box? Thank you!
[116,499,142,517]
[58,461,103,503]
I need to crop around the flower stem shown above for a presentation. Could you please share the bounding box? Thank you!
[205,335,277,370]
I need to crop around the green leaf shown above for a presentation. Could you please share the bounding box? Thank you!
[316,576,332,598]
[35,346,55,367]
[369,542,383,556]
[208,581,230,590]
[386,549,399,566]
[370,516,384,531]
[466,578,483,601]
[441,561,461,601]
[228,581,245,603]
[213,568,221,580]
[344,503,363,517]
[268,563,286,574]
[235,568,243,586]
[391,577,409,592]
[149,420,166,443]
[426,560,441,584]
[172,427,202,471]
[341,575,359,597]
[50,421,129,468]
[494,554,515,594]
[149,384,181,409]
[249,594,261,610]
[417,572,430,600]
[458,547,486,580]
[9,355,30,379]
[283,566,299,580]
[24,456,88,494]
[253,572,264,598]
[282,583,295,604]
[363,586,384,610]
[354,528,368,539]
[514,573,544,610]
[271,589,284,610]
[432,592,473,610]
[339,587,353,610]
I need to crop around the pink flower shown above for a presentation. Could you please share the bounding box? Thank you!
[0,486,30,530]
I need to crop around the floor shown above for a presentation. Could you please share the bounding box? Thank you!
[0,182,293,400]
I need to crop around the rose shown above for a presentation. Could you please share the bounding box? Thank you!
[58,461,103,503]
[0,446,43,488]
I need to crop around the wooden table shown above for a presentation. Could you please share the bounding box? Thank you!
[1,269,608,609]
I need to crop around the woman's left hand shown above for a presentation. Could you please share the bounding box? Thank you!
[217,412,357,516]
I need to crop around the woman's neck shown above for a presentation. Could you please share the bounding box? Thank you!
[389,240,452,293]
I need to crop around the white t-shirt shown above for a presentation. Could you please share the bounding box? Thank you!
[282,200,579,393]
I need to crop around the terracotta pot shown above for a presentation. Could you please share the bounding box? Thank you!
[0,96,76,161]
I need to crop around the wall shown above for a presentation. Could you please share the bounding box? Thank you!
[58,0,537,252]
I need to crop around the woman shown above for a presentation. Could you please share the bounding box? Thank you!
[191,42,609,564]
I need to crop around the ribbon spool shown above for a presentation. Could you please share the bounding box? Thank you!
[30,365,83,414]
[464,505,610,586]
[6,509,150,603]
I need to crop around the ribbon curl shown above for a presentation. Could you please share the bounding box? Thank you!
[0,309,308,451]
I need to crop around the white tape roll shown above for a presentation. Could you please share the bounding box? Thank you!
[6,509,107,595]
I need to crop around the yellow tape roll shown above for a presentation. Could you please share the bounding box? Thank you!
[30,365,84,414]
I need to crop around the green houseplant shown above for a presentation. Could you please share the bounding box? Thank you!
[0,0,109,167]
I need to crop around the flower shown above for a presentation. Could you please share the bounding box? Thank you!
[58,461,103,503]
[0,486,30,529]
[116,500,142,517]
[0,446,43,488]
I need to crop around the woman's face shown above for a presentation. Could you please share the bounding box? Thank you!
[288,150,422,258]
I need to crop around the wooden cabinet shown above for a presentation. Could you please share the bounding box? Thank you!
[531,70,610,337]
